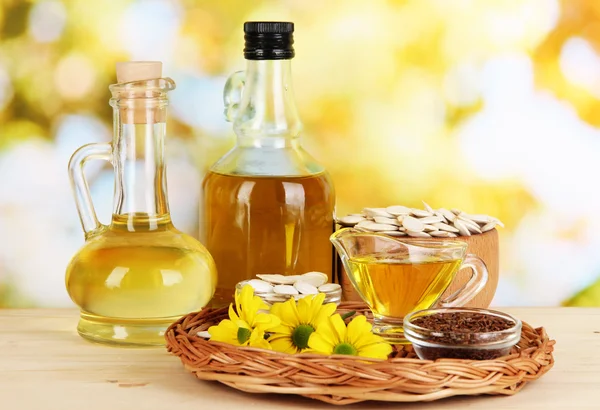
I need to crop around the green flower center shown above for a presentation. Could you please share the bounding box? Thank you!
[334,342,358,356]
[237,327,251,344]
[291,324,314,349]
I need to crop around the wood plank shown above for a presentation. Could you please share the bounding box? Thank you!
[0,308,598,409]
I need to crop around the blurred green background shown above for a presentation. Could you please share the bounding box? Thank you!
[0,0,599,307]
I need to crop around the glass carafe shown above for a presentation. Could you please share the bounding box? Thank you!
[66,61,217,346]
[201,22,335,307]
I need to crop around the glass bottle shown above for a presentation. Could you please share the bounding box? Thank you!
[66,61,217,346]
[201,22,336,307]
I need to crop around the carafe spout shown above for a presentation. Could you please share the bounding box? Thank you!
[329,229,348,261]
[330,227,418,264]
[330,227,376,306]
[329,227,355,262]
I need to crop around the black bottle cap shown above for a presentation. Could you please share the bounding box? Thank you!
[243,21,294,60]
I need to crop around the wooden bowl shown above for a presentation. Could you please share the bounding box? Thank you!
[337,229,499,308]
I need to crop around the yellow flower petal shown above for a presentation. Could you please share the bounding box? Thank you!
[249,337,272,350]
[301,294,319,321]
[289,297,301,323]
[356,342,393,359]
[310,313,338,346]
[269,335,298,354]
[296,296,311,322]
[228,303,239,322]
[269,305,282,323]
[329,314,347,342]
[234,319,251,329]
[353,332,386,351]
[307,332,335,355]
[233,285,271,329]
[305,293,336,327]
[313,292,326,305]
[208,320,240,345]
[346,315,373,346]
[253,312,281,331]
[208,319,237,335]
[270,299,296,327]
[348,323,390,352]
[248,328,272,350]
[314,302,337,326]
[268,323,292,335]
[235,288,244,319]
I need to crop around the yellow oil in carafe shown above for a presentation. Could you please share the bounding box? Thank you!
[202,171,335,307]
[66,214,217,345]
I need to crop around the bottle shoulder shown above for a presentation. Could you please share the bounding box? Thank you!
[209,144,327,177]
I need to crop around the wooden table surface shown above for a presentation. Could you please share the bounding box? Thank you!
[0,308,598,409]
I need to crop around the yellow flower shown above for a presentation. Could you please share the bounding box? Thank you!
[208,285,280,349]
[231,283,274,330]
[309,314,392,359]
[207,319,272,349]
[268,293,337,354]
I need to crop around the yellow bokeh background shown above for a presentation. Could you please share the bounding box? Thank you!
[1,0,599,307]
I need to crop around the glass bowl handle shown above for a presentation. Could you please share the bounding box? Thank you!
[439,254,489,308]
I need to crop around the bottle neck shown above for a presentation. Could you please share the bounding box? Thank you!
[111,102,171,231]
[235,59,302,148]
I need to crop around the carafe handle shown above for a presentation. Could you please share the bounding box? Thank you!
[439,254,489,308]
[68,142,112,239]
[223,70,245,122]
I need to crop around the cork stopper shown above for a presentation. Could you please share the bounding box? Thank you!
[116,61,162,83]
[114,61,165,124]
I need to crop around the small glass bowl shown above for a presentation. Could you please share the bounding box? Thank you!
[235,280,342,307]
[403,307,522,361]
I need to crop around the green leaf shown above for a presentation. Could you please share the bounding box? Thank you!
[341,311,356,320]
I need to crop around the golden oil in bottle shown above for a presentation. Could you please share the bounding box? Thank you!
[202,171,335,307]
[66,214,217,345]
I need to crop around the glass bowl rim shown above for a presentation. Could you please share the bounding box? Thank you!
[235,280,342,306]
[331,228,469,251]
[235,280,342,293]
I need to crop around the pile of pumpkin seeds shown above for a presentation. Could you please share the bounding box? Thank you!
[336,202,504,238]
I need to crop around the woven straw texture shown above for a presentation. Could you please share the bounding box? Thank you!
[165,302,555,405]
